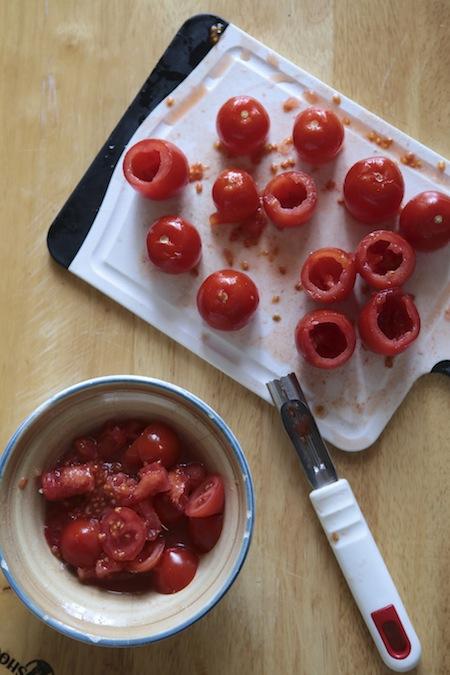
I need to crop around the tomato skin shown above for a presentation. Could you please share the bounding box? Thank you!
[197,269,259,331]
[126,539,165,574]
[188,514,223,553]
[355,230,415,289]
[263,171,317,228]
[123,139,189,200]
[152,546,199,594]
[293,107,344,163]
[358,288,420,355]
[100,507,146,562]
[185,475,225,518]
[146,216,202,274]
[131,422,181,468]
[216,96,270,156]
[295,310,356,369]
[60,519,102,568]
[211,169,259,223]
[41,465,95,501]
[399,191,450,251]
[153,493,185,527]
[343,157,404,224]
[301,248,356,303]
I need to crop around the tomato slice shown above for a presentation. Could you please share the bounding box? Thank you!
[343,157,404,224]
[216,96,270,156]
[188,514,223,553]
[103,472,137,506]
[41,465,95,501]
[301,248,356,303]
[185,475,225,518]
[146,215,202,274]
[127,539,165,573]
[358,288,420,355]
[60,519,102,568]
[399,190,450,251]
[95,556,125,579]
[178,463,206,492]
[136,500,163,541]
[132,462,170,502]
[355,230,415,289]
[293,107,344,163]
[122,139,189,200]
[211,169,260,223]
[130,422,181,468]
[197,269,259,331]
[152,546,199,594]
[100,507,146,562]
[263,171,317,228]
[295,310,356,369]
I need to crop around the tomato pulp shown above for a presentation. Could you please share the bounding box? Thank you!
[123,139,189,200]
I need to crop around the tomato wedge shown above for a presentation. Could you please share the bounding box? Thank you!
[132,462,170,502]
[355,230,415,289]
[100,507,146,562]
[127,539,165,574]
[41,465,95,501]
[263,171,317,228]
[185,475,225,518]
[123,139,189,200]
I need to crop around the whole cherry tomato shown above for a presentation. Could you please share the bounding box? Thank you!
[216,95,270,156]
[293,107,344,163]
[60,519,102,568]
[152,546,199,594]
[343,157,404,224]
[295,310,356,369]
[130,422,181,468]
[301,248,356,303]
[197,269,259,331]
[358,288,420,355]
[399,190,450,251]
[123,139,189,200]
[146,216,202,274]
[211,169,259,223]
[355,230,415,289]
[263,171,317,228]
[188,514,223,553]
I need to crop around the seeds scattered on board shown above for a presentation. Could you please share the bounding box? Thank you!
[332,94,341,105]
[437,160,446,172]
[195,182,203,194]
[189,163,207,182]
[283,97,300,112]
[366,131,393,149]
[240,261,250,271]
[165,97,175,108]
[272,295,280,304]
[400,152,422,169]
[342,117,351,126]
[272,314,281,322]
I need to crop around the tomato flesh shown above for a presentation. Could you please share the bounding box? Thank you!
[358,288,420,355]
[293,107,344,163]
[146,215,202,274]
[355,230,415,289]
[197,269,259,331]
[211,169,259,223]
[343,156,404,224]
[301,248,356,303]
[399,190,450,251]
[263,171,317,228]
[216,96,270,156]
[41,465,95,501]
[100,507,146,562]
[185,475,225,518]
[123,139,189,200]
[152,546,199,594]
[295,310,356,369]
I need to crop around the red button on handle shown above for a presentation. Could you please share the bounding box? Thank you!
[371,604,411,659]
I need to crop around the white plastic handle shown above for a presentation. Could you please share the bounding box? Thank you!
[310,479,421,672]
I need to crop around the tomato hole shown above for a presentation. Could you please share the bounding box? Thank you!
[273,179,307,209]
[377,295,413,339]
[311,322,347,358]
[309,257,343,290]
[131,150,161,182]
[367,241,403,274]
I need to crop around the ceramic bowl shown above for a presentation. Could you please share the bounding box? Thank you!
[0,376,254,646]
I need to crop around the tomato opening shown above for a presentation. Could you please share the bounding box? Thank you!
[366,240,403,274]
[273,180,307,209]
[311,322,347,358]
[377,295,413,339]
[309,257,343,290]
[131,150,161,182]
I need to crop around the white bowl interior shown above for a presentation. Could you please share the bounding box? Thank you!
[0,379,252,644]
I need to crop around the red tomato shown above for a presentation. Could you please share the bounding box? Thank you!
[216,96,270,156]
[188,514,223,553]
[41,465,95,501]
[293,107,344,163]
[123,139,189,200]
[146,216,202,274]
[343,157,404,224]
[127,539,165,574]
[132,462,170,502]
[263,171,317,228]
[355,230,415,289]
[152,546,198,594]
[74,436,98,461]
[100,507,146,562]
[123,420,145,442]
[167,463,206,510]
[178,463,206,491]
[95,556,124,579]
[295,310,356,369]
[131,422,181,468]
[399,190,450,251]
[60,519,102,568]
[136,499,163,541]
[185,475,225,518]
[197,269,259,331]
[153,493,185,527]
[211,169,260,223]
[358,288,420,355]
[301,248,356,303]
[97,421,128,460]
[103,472,137,506]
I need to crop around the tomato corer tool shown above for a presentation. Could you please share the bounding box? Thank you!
[267,373,421,672]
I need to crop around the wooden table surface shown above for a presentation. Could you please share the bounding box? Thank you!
[1,1,449,673]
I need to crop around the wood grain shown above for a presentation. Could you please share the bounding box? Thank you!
[0,1,449,673]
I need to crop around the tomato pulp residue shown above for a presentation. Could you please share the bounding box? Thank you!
[223,248,234,266]
[304,90,318,104]
[272,295,280,304]
[437,160,446,173]
[342,117,351,126]
[280,158,296,170]
[195,182,203,194]
[240,261,250,271]
[400,152,422,169]
[228,209,267,248]
[165,97,175,108]
[272,314,281,322]
[384,356,394,368]
[332,94,341,105]
[295,282,303,292]
[278,137,293,156]
[283,97,300,113]
[18,477,28,490]
[314,405,326,418]
[189,163,207,182]
[323,179,336,191]
[366,131,393,149]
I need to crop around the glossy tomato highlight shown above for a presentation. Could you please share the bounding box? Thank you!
[343,157,404,224]
[146,216,202,274]
[301,248,356,303]
[293,107,344,163]
[295,310,356,369]
[216,95,270,156]
[123,139,189,200]
[399,190,450,251]
[197,269,259,331]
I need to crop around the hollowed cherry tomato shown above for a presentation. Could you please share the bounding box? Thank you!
[60,519,102,568]
[146,216,202,274]
[358,288,420,355]
[355,230,415,289]
[197,269,259,331]
[130,422,181,468]
[263,171,317,228]
[100,507,146,562]
[301,248,356,303]
[127,539,165,574]
[343,157,404,224]
[185,475,225,518]
[152,546,198,594]
[216,96,270,156]
[293,107,344,163]
[188,514,223,553]
[211,169,259,223]
[399,190,450,251]
[123,139,189,200]
[41,465,95,501]
[295,310,356,369]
